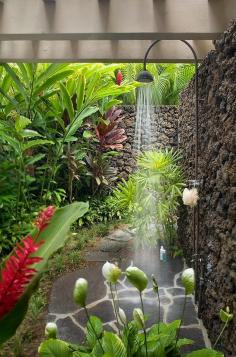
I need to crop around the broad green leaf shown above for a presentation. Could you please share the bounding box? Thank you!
[38,339,72,357]
[22,139,54,151]
[83,130,93,139]
[76,75,86,112]
[0,86,18,106]
[176,338,193,347]
[17,63,31,86]
[36,63,70,85]
[86,71,100,101]
[87,316,103,348]
[0,274,41,346]
[219,308,233,323]
[186,349,224,357]
[65,106,98,138]
[60,82,74,122]
[102,332,126,357]
[3,64,28,104]
[1,73,12,92]
[22,129,43,138]
[72,352,91,357]
[25,153,45,165]
[102,99,122,113]
[15,115,31,132]
[34,201,89,271]
[35,70,73,95]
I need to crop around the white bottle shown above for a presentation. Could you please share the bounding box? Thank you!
[160,246,166,262]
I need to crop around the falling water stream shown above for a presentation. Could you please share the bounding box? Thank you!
[134,85,155,153]
[132,85,160,247]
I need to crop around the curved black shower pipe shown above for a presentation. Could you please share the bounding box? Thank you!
[141,39,201,307]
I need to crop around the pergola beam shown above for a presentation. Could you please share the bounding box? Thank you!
[0,40,214,63]
[0,0,234,41]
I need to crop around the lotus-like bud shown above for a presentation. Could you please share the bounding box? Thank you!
[45,322,57,339]
[152,274,158,293]
[102,261,121,284]
[118,308,127,325]
[182,188,199,207]
[220,307,233,323]
[133,308,145,328]
[126,266,148,292]
[181,268,195,295]
[73,278,88,307]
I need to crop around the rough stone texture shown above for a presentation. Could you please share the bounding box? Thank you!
[177,20,236,357]
[111,106,178,181]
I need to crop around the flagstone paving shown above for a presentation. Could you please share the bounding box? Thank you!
[48,228,211,353]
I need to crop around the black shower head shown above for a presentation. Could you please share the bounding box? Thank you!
[136,70,154,83]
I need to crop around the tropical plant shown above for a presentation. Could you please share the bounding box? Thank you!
[95,107,127,150]
[0,201,88,346]
[38,263,226,357]
[110,149,185,248]
[121,63,195,105]
[85,152,118,194]
[0,63,137,252]
[78,196,123,226]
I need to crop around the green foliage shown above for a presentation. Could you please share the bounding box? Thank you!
[0,63,136,254]
[110,149,185,248]
[0,202,88,346]
[185,350,223,357]
[121,63,195,105]
[38,265,223,357]
[39,339,72,357]
[79,196,123,226]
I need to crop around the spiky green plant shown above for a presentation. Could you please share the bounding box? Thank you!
[111,149,185,247]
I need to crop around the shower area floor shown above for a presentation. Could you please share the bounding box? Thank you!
[47,227,210,354]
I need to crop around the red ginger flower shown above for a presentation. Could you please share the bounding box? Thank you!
[0,236,43,319]
[116,70,123,85]
[35,206,55,232]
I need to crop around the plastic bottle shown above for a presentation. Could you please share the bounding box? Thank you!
[160,246,167,262]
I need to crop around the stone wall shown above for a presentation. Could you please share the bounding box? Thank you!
[178,21,236,356]
[112,105,178,181]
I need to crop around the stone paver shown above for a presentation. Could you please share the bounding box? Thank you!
[48,227,210,351]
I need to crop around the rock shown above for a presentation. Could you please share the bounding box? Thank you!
[107,229,133,242]
[110,106,178,182]
[177,19,236,356]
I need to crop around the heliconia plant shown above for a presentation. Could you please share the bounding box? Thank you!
[38,263,228,357]
[0,201,89,346]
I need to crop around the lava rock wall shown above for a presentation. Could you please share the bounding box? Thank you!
[178,20,236,356]
[111,105,178,181]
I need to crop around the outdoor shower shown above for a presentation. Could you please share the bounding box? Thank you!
[136,40,202,309]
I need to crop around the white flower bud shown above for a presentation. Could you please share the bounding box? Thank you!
[102,261,121,284]
[118,308,127,325]
[126,266,148,292]
[182,188,199,207]
[181,268,195,295]
[73,278,88,307]
[133,308,145,328]
[45,322,57,339]
[220,307,233,323]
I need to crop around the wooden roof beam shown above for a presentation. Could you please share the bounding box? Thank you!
[0,39,214,63]
[0,0,234,41]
